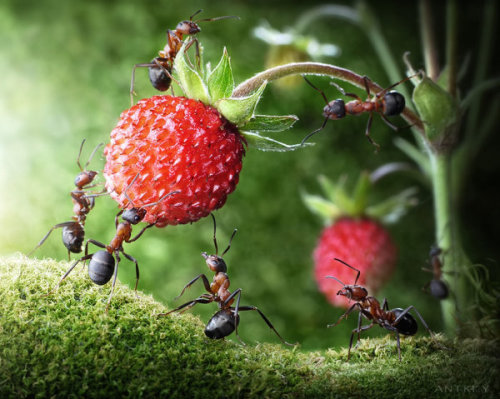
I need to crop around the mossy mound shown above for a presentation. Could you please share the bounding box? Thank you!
[1,254,498,398]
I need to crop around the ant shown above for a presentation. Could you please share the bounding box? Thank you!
[46,174,179,312]
[422,246,449,300]
[302,74,415,151]
[326,258,437,361]
[130,10,238,104]
[158,214,295,346]
[29,139,104,260]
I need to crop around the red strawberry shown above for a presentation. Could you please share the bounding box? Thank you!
[103,95,246,227]
[314,217,397,308]
[303,172,417,308]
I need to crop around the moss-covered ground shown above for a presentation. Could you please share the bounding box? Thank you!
[1,255,498,398]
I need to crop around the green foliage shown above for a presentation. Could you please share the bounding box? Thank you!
[1,255,498,398]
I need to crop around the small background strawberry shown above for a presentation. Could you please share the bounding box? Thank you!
[303,171,417,308]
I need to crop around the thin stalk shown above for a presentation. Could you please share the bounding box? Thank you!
[419,0,440,81]
[446,0,458,97]
[232,62,425,135]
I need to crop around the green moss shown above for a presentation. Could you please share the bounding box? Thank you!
[1,255,498,398]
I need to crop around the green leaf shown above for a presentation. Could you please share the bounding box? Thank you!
[216,82,267,125]
[412,77,458,141]
[241,115,298,132]
[240,131,312,152]
[174,42,209,104]
[300,191,341,223]
[207,47,234,103]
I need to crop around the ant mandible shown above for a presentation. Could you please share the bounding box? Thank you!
[46,174,179,312]
[29,139,104,260]
[130,10,238,104]
[422,246,449,300]
[326,258,437,361]
[302,74,415,151]
[158,214,295,346]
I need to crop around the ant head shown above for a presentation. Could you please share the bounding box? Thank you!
[336,285,369,301]
[74,170,98,189]
[323,99,346,120]
[175,20,201,35]
[122,207,147,224]
[383,91,405,116]
[202,252,227,273]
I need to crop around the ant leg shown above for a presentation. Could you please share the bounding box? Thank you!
[122,251,140,297]
[327,303,360,328]
[29,221,76,256]
[173,274,212,300]
[84,239,107,269]
[330,81,363,101]
[130,62,157,105]
[45,253,94,296]
[301,116,329,146]
[303,76,330,105]
[157,295,213,317]
[227,288,245,345]
[393,305,435,338]
[380,114,414,132]
[381,298,389,311]
[237,304,296,346]
[364,113,381,152]
[105,251,120,313]
[127,223,155,243]
[348,321,375,361]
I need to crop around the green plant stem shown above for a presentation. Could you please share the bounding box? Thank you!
[232,62,425,134]
[429,151,471,335]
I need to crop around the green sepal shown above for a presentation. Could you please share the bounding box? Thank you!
[240,131,312,152]
[413,77,458,141]
[207,47,234,103]
[300,191,342,223]
[351,172,371,216]
[174,42,210,104]
[366,187,419,224]
[216,81,267,125]
[242,115,298,132]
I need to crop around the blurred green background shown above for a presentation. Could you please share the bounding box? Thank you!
[0,0,497,351]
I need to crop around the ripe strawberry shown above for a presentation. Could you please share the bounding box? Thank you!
[314,217,397,308]
[104,95,245,226]
[303,172,417,308]
[104,44,301,227]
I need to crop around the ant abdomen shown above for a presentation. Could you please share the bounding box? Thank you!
[88,250,115,285]
[392,308,418,336]
[148,59,172,91]
[429,279,449,300]
[62,224,85,253]
[383,91,406,116]
[204,309,240,339]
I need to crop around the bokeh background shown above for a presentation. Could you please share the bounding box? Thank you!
[0,0,497,351]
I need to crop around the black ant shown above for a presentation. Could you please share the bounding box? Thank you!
[302,75,415,151]
[130,10,238,104]
[422,246,449,300]
[326,258,437,361]
[46,174,179,312]
[29,139,104,259]
[158,214,294,346]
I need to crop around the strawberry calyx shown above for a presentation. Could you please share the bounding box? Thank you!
[174,42,307,152]
[302,170,418,225]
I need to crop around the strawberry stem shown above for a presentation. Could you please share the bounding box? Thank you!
[232,62,425,135]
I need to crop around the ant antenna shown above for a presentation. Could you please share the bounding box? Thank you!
[333,258,361,285]
[209,213,237,256]
[325,275,345,286]
[189,9,203,20]
[76,140,104,171]
[123,173,179,208]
